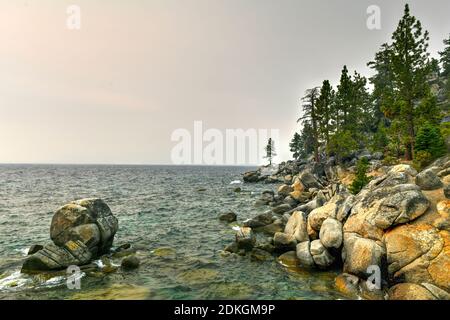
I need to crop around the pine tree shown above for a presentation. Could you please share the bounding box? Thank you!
[349,157,371,195]
[335,66,353,131]
[264,138,276,166]
[439,34,450,77]
[289,133,303,160]
[316,80,334,153]
[368,43,396,132]
[300,121,315,158]
[390,4,432,160]
[327,130,358,163]
[415,122,446,159]
[351,71,372,135]
[298,87,321,162]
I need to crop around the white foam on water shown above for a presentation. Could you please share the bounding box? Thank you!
[42,276,67,288]
[230,180,242,185]
[93,259,105,268]
[0,271,30,291]
[15,247,29,256]
[232,226,241,231]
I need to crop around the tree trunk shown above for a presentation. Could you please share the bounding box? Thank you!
[405,100,415,161]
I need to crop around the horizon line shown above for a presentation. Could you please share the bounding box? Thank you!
[0,162,260,167]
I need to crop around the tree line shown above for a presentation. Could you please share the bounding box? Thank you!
[290,4,450,168]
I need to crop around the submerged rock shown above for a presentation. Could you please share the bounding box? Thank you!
[71,283,150,300]
[250,248,273,262]
[176,268,219,285]
[277,251,299,267]
[121,255,140,270]
[218,212,237,223]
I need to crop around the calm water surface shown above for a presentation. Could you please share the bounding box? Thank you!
[0,165,347,300]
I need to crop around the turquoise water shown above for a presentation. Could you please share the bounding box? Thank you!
[0,165,346,300]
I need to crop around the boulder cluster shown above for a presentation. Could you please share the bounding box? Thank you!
[227,154,450,300]
[22,198,119,273]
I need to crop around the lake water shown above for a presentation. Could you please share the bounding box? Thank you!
[0,165,347,300]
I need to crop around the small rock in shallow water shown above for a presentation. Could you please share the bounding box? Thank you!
[27,245,43,256]
[272,204,292,214]
[277,251,299,267]
[250,248,273,261]
[224,242,239,254]
[235,227,256,251]
[218,211,237,223]
[334,273,360,298]
[71,283,150,300]
[112,247,137,258]
[176,268,219,285]
[153,247,177,258]
[114,243,131,252]
[273,232,297,251]
[121,255,140,270]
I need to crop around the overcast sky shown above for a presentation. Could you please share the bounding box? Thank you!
[0,0,449,165]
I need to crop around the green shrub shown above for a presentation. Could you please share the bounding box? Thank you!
[413,150,432,171]
[349,157,372,195]
[415,122,446,159]
[382,155,399,166]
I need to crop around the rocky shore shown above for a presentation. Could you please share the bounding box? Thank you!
[225,152,450,300]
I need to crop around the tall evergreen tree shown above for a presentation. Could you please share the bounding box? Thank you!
[298,87,321,162]
[299,121,315,158]
[264,138,276,166]
[351,71,372,135]
[289,133,303,160]
[389,3,432,160]
[316,80,334,153]
[439,34,450,77]
[368,43,395,122]
[335,66,353,131]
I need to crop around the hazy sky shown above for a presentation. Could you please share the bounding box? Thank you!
[0,0,449,164]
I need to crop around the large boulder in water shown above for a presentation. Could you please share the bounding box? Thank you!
[22,198,118,273]
[50,198,118,255]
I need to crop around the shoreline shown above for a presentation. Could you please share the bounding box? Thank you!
[228,151,450,300]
